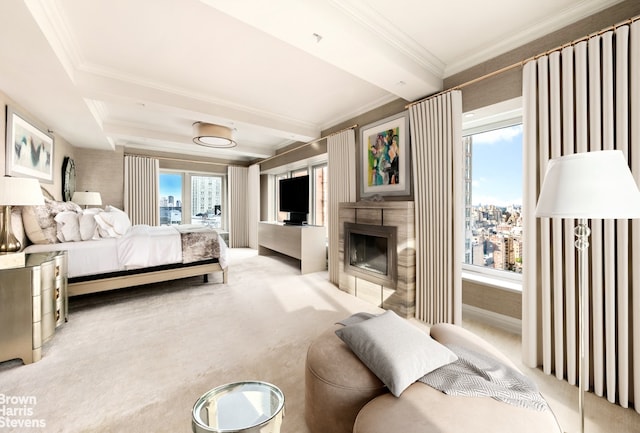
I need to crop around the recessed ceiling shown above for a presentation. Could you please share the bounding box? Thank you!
[0,0,624,162]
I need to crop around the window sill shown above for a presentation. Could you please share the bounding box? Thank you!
[462,271,522,293]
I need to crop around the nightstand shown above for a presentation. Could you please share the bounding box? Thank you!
[0,251,68,364]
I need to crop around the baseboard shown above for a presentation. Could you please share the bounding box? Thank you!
[462,304,522,335]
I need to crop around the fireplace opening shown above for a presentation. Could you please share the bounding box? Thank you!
[344,222,397,288]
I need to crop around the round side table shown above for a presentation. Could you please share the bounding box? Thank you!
[192,381,285,433]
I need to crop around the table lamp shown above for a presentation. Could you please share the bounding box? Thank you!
[71,191,102,209]
[0,177,45,253]
[535,150,640,433]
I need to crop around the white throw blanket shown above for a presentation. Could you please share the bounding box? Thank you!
[420,344,549,412]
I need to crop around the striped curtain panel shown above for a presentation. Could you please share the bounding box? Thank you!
[228,165,249,248]
[247,164,260,249]
[327,129,356,285]
[124,155,159,226]
[522,22,640,410]
[408,91,463,325]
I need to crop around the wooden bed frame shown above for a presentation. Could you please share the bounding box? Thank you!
[68,260,228,296]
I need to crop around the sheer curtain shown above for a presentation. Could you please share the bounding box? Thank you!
[523,22,640,410]
[408,91,463,324]
[124,155,159,226]
[327,129,356,285]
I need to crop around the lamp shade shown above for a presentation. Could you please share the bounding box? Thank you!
[71,191,102,206]
[0,177,44,205]
[192,122,237,148]
[535,150,640,219]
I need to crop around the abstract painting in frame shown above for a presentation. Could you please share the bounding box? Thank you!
[5,106,54,183]
[360,110,410,198]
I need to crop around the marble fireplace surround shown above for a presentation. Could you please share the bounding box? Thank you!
[338,201,416,318]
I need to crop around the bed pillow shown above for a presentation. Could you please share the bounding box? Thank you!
[335,310,458,397]
[79,208,101,240]
[94,206,131,238]
[22,199,83,244]
[54,211,82,242]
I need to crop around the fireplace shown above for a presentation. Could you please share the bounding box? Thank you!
[338,201,415,318]
[344,222,397,288]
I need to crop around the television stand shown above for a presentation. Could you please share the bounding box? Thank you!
[258,222,326,274]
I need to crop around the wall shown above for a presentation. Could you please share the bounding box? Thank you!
[74,146,125,210]
[0,89,74,201]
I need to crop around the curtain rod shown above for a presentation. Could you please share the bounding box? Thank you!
[257,124,358,165]
[406,13,640,109]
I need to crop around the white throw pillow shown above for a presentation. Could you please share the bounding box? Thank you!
[54,211,81,242]
[79,209,100,240]
[94,206,132,238]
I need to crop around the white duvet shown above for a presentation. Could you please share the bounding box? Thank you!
[24,224,224,278]
[117,224,182,270]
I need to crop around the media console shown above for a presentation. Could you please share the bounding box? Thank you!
[258,222,326,274]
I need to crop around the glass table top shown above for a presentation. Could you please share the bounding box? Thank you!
[192,381,285,433]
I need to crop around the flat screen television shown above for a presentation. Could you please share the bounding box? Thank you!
[279,175,309,225]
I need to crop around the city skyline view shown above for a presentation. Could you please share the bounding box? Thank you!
[464,123,524,274]
[160,173,182,202]
[469,124,523,207]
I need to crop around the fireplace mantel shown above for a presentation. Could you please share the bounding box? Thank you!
[338,201,415,318]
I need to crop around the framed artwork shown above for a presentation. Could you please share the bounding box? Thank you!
[360,111,410,198]
[5,106,54,183]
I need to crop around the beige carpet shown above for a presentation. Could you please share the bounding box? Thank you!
[1,248,639,432]
[0,248,382,433]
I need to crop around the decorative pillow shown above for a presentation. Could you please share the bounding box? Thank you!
[22,199,82,244]
[54,211,82,242]
[94,206,131,238]
[335,310,458,397]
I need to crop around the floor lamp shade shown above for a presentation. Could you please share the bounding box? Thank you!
[535,150,640,219]
[0,177,45,253]
[535,150,640,433]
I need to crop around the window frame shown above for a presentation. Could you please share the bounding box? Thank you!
[461,103,523,290]
[159,169,228,229]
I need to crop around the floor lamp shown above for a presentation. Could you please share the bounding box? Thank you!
[535,150,640,433]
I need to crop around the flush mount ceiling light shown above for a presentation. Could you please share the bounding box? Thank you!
[192,122,237,148]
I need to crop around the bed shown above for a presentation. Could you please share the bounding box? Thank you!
[14,196,228,296]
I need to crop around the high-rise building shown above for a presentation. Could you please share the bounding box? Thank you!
[191,176,222,215]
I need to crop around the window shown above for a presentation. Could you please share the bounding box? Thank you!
[463,119,523,278]
[159,172,183,225]
[160,171,227,229]
[312,164,328,229]
[191,175,224,228]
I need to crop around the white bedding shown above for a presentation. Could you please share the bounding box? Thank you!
[117,224,182,270]
[24,238,120,278]
[24,224,226,279]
